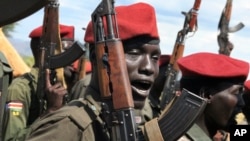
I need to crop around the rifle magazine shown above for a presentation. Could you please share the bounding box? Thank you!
[158,88,207,141]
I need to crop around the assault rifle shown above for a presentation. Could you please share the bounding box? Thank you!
[160,0,201,110]
[37,0,85,115]
[217,0,244,56]
[92,0,137,140]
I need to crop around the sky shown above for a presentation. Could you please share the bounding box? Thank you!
[8,0,250,65]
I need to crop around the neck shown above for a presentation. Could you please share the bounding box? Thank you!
[196,113,218,138]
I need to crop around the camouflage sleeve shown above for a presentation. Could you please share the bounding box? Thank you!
[3,78,32,141]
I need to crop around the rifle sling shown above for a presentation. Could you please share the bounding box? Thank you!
[48,41,85,69]
[144,118,164,141]
[158,89,207,141]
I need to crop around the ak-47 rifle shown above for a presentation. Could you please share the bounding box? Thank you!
[160,0,201,110]
[217,0,244,56]
[92,0,137,140]
[37,0,85,115]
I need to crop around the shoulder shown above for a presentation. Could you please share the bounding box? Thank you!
[8,73,33,90]
[31,99,98,131]
[75,74,92,87]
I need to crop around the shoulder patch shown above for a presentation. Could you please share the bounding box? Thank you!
[7,101,23,116]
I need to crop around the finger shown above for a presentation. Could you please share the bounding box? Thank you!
[51,82,62,89]
[46,69,52,88]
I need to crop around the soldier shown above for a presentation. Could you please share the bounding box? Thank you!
[2,24,75,141]
[176,52,249,141]
[25,2,161,140]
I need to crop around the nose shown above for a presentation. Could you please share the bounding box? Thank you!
[139,55,154,75]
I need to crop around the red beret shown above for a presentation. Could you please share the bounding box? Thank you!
[29,24,74,40]
[244,80,250,92]
[84,2,159,43]
[85,61,92,73]
[158,54,171,67]
[177,52,249,81]
[72,60,92,73]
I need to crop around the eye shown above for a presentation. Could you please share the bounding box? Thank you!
[125,49,141,61]
[232,85,244,95]
[126,49,140,55]
[152,54,160,61]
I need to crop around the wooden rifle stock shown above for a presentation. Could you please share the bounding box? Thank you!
[96,40,134,109]
[160,0,201,110]
[76,44,88,81]
[37,0,66,114]
[92,0,137,140]
[77,56,87,80]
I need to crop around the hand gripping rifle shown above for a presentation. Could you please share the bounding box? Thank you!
[160,0,201,110]
[217,0,244,56]
[37,0,85,115]
[92,0,137,140]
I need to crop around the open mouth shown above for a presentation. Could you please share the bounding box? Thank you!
[131,81,152,93]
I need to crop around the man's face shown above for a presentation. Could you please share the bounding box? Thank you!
[205,84,243,129]
[124,43,161,109]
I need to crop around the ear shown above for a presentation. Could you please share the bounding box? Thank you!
[207,95,213,104]
[199,87,206,98]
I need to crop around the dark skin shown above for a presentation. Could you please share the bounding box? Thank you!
[125,43,161,109]
[45,69,67,112]
[149,64,168,103]
[196,84,243,138]
[89,42,161,110]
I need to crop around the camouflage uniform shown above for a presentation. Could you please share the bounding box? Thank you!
[2,68,38,141]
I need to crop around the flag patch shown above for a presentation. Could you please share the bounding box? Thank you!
[7,102,23,112]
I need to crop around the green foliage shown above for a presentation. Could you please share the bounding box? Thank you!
[2,23,18,37]
[22,55,34,67]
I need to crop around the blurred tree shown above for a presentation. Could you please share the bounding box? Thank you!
[2,23,18,37]
[22,55,34,67]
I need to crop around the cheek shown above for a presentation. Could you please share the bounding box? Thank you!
[126,60,138,78]
[214,94,238,111]
[154,64,159,78]
[207,94,238,125]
